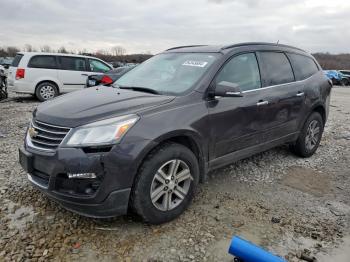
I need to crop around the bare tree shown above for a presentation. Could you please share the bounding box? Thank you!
[40,45,51,53]
[6,46,20,57]
[111,46,126,56]
[58,46,68,53]
[96,49,110,56]
[24,44,34,52]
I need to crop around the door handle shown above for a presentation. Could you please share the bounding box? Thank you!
[296,92,305,97]
[81,73,89,76]
[256,100,269,106]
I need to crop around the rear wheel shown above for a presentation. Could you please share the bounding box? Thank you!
[290,112,324,157]
[131,143,199,224]
[35,82,58,102]
[341,79,349,86]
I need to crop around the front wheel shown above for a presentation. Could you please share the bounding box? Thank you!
[290,112,324,157]
[131,143,199,224]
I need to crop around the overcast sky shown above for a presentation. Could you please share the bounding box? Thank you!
[0,0,349,54]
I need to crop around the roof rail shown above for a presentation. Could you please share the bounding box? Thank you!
[221,42,305,52]
[166,45,208,51]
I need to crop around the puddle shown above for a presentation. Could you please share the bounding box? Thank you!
[282,166,331,197]
[317,236,350,262]
[4,200,35,230]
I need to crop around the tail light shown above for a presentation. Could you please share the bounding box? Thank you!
[100,75,113,85]
[15,68,25,80]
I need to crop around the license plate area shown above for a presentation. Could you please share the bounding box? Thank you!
[88,80,96,86]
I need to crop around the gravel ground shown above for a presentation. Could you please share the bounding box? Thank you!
[0,87,350,262]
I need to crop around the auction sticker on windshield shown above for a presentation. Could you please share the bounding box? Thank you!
[182,61,208,67]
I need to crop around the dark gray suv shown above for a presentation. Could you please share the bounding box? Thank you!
[19,43,332,224]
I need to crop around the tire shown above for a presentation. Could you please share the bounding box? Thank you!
[340,79,347,87]
[35,82,58,102]
[290,112,324,157]
[343,79,350,86]
[131,142,200,224]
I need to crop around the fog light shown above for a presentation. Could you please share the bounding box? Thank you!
[67,173,96,179]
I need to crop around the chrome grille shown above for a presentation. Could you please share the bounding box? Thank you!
[27,120,71,151]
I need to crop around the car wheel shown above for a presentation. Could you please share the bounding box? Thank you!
[290,112,324,158]
[131,142,199,224]
[35,82,58,102]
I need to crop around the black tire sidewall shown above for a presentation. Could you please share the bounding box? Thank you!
[296,112,324,157]
[132,143,200,224]
[35,82,58,102]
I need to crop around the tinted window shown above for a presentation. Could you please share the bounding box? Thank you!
[11,54,23,67]
[59,57,87,71]
[89,59,110,73]
[216,53,261,91]
[288,53,319,80]
[28,56,57,69]
[258,52,294,86]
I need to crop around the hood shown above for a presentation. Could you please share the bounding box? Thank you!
[35,87,175,127]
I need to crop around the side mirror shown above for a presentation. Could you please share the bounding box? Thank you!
[214,81,243,97]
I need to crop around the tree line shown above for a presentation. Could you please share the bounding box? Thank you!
[1,44,350,69]
[0,44,152,63]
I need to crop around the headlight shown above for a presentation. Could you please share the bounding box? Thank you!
[64,114,139,147]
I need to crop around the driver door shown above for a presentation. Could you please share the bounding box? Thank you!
[208,53,268,162]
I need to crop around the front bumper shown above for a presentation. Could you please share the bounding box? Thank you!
[19,145,136,218]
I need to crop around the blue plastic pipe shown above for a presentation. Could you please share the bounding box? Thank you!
[228,236,286,262]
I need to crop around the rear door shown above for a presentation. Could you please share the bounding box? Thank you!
[256,51,304,142]
[57,56,90,92]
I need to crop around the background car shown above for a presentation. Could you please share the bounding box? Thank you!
[339,70,350,85]
[8,52,113,101]
[0,57,14,70]
[85,65,136,88]
[0,64,8,100]
[323,70,350,86]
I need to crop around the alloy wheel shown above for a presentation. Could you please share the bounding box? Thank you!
[305,120,320,151]
[40,85,56,100]
[150,159,193,211]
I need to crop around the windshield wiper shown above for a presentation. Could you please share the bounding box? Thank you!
[118,86,160,95]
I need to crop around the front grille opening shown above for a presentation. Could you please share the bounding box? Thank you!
[28,120,70,151]
[31,170,50,188]
[55,173,102,196]
[82,146,112,154]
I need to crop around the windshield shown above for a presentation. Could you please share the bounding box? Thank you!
[114,53,219,95]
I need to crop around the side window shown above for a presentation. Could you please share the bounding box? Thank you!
[89,59,111,73]
[215,53,261,91]
[257,52,294,86]
[59,57,87,71]
[287,53,319,81]
[28,56,57,69]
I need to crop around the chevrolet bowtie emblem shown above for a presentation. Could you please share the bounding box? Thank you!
[28,127,38,138]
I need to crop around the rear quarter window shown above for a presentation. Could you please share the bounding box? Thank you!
[287,53,319,81]
[257,52,295,86]
[28,55,58,69]
[11,54,23,67]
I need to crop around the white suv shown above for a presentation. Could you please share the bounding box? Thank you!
[8,52,113,101]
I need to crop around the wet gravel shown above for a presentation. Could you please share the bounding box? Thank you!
[1,88,350,261]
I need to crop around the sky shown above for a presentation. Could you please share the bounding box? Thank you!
[0,0,349,54]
